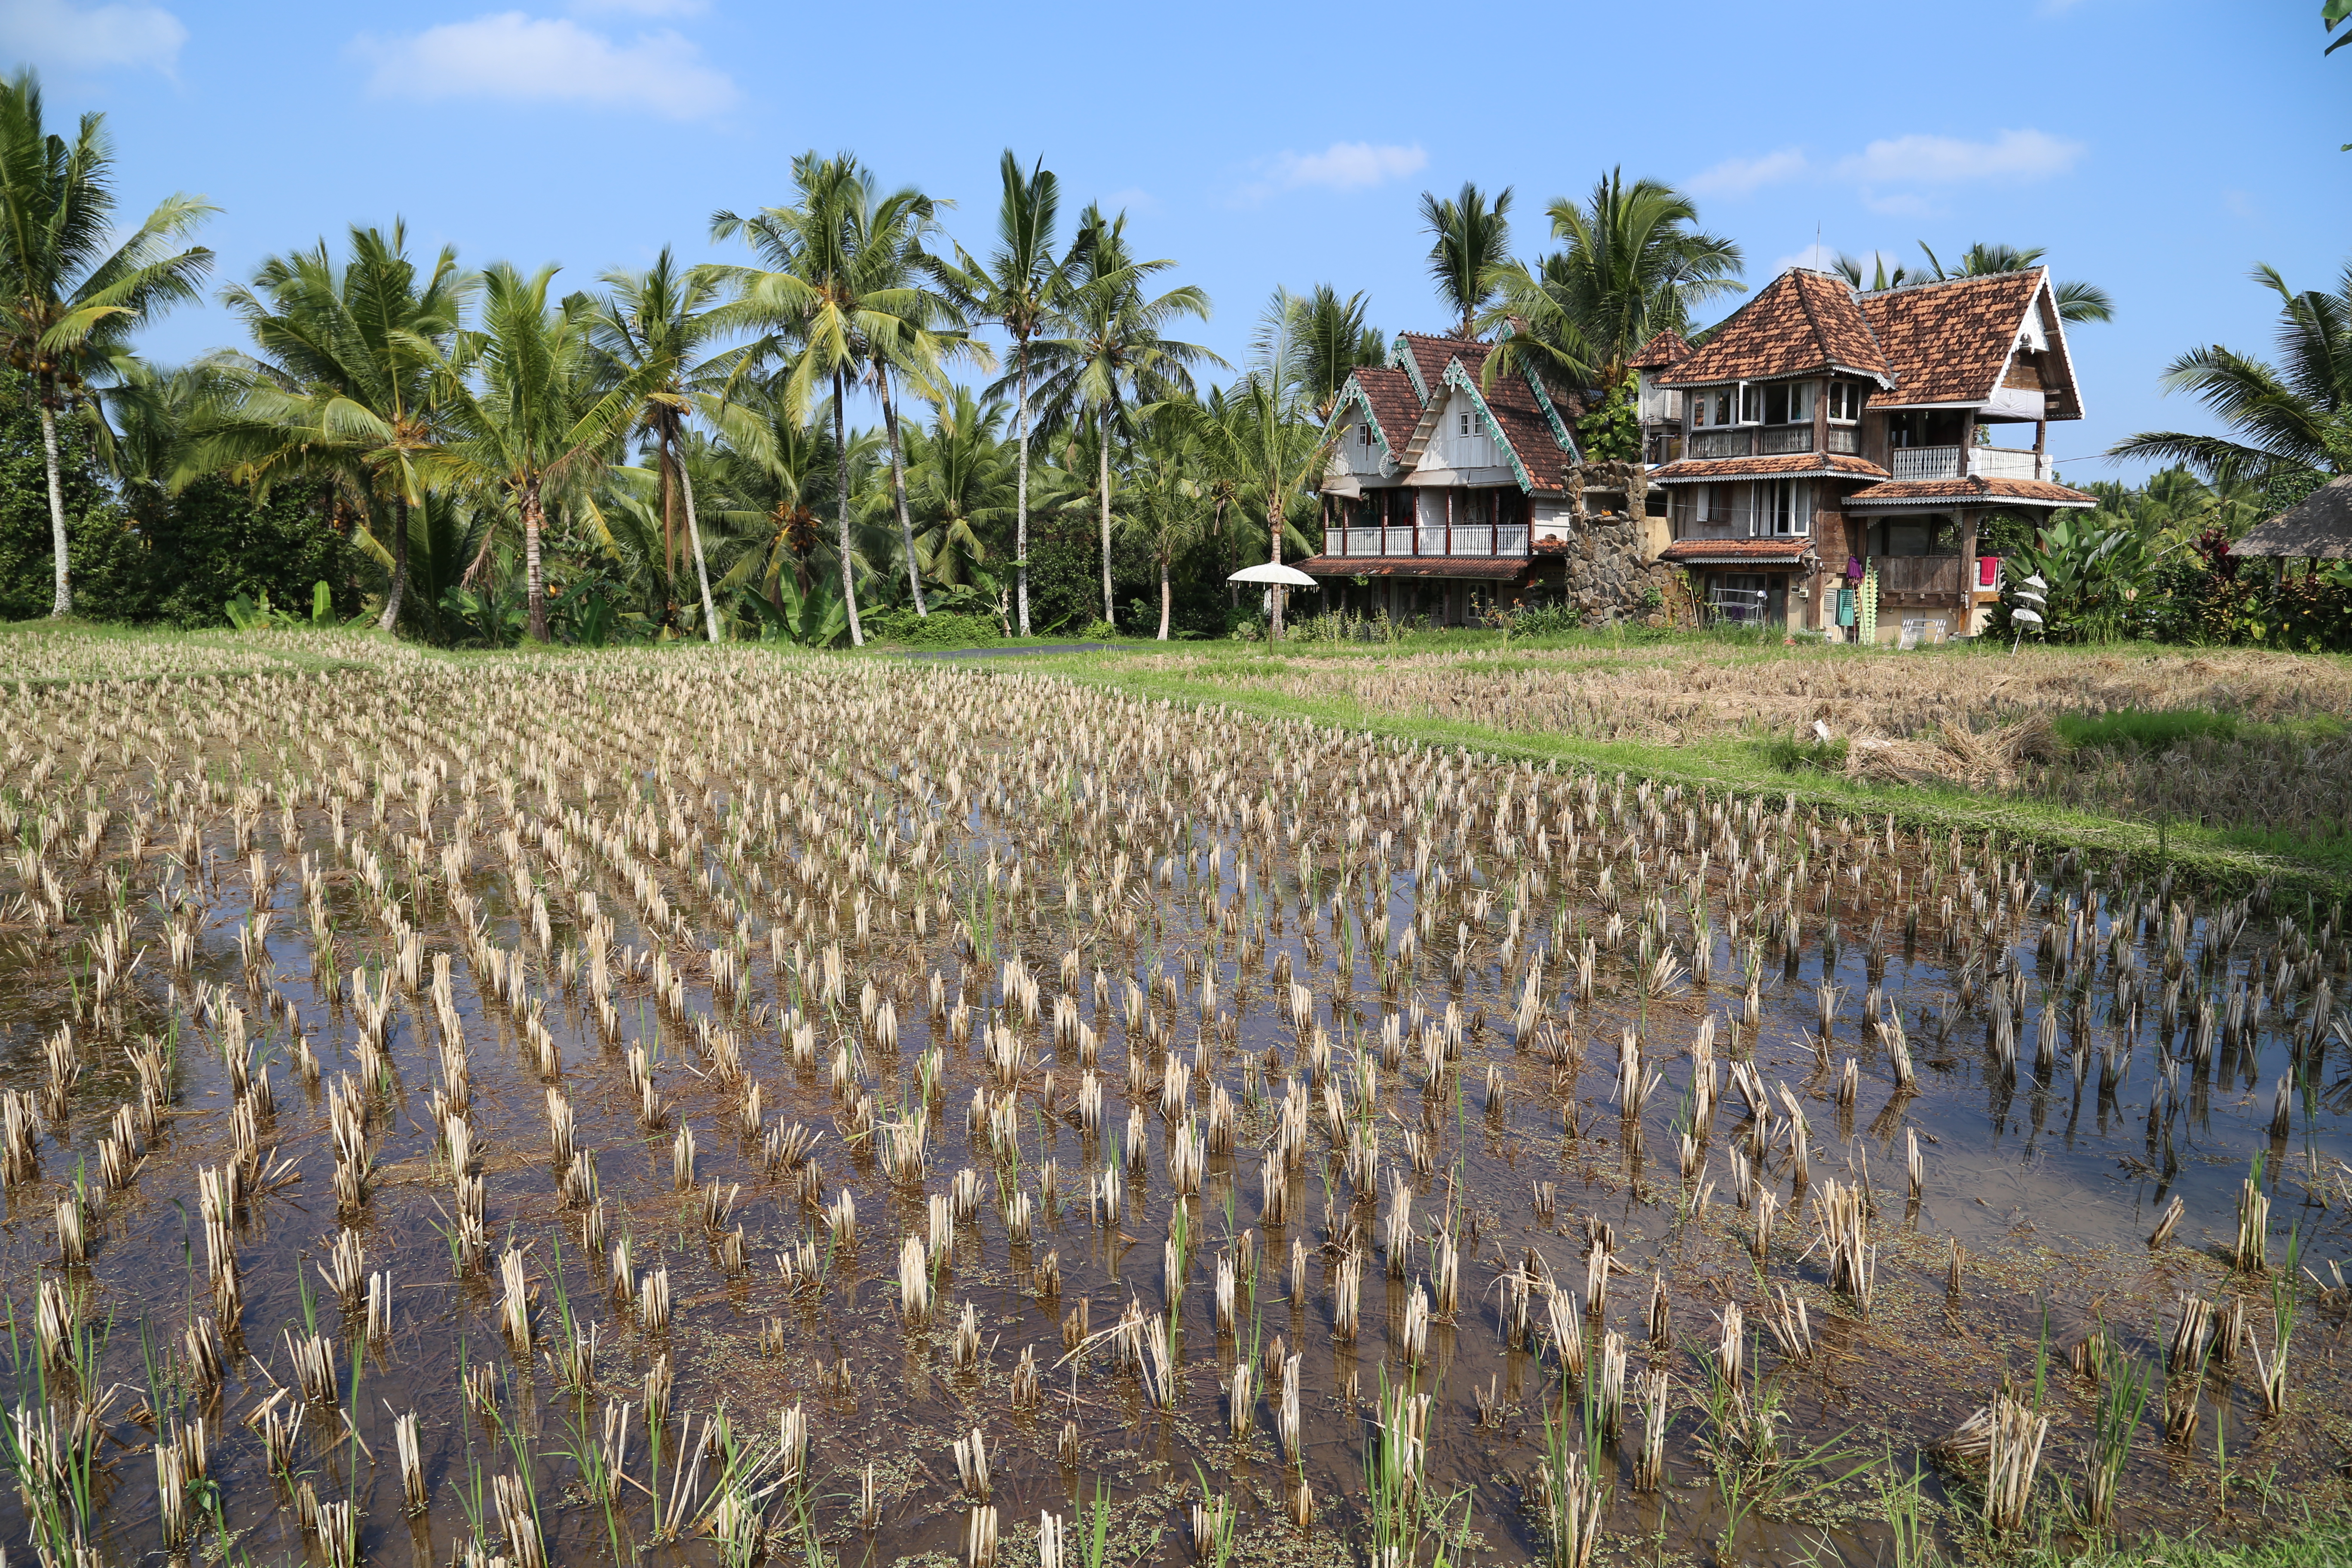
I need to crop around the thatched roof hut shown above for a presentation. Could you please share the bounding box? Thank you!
[2236,475,2352,559]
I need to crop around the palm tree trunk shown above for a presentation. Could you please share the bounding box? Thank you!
[1098,408,1115,629]
[37,399,70,618]
[676,445,719,643]
[1268,473,1285,640]
[1158,553,1171,640]
[524,477,548,643]
[833,367,863,647]
[659,441,678,621]
[1015,349,1031,636]
[880,375,926,615]
[377,495,410,632]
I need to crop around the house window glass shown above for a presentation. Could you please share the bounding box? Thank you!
[1827,382,1863,423]
[1358,422,1372,447]
[1758,478,1810,536]
[1740,383,1761,423]
[1458,412,1472,437]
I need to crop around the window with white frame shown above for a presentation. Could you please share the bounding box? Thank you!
[1740,383,1762,423]
[1758,478,1810,536]
[1457,412,1472,437]
[1826,382,1865,422]
[1358,422,1373,448]
[1689,386,1735,428]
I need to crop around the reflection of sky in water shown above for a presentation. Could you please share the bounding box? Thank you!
[0,696,2342,1568]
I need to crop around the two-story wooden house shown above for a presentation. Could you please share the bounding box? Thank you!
[1299,333,1669,625]
[1636,266,2095,640]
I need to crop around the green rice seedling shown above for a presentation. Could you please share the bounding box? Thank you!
[2084,1343,2152,1531]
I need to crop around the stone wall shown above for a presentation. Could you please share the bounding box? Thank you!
[1546,460,1687,625]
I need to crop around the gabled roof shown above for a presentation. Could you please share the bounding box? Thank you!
[1659,266,2086,422]
[1330,365,1422,472]
[1657,271,1890,388]
[1858,270,2072,413]
[1628,331,1694,370]
[1390,335,1583,494]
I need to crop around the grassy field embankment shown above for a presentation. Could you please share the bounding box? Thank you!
[958,631,2352,903]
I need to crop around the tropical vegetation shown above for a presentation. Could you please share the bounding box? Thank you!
[6,65,2337,654]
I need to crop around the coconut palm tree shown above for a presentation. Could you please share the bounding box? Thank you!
[1417,181,1511,339]
[902,387,1014,591]
[1914,242,2113,325]
[710,153,955,644]
[1122,397,1208,640]
[196,222,471,631]
[1030,203,1219,628]
[707,383,842,605]
[1256,284,1384,423]
[2109,260,2352,487]
[1480,170,1744,393]
[589,248,726,640]
[0,68,214,616]
[943,151,1066,634]
[431,262,652,643]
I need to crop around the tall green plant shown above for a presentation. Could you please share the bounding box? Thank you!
[1031,204,1219,628]
[1481,169,1743,393]
[0,68,214,616]
[431,262,652,642]
[711,153,958,643]
[589,248,728,640]
[198,222,469,631]
[2111,260,2352,487]
[1418,181,1512,338]
[944,151,1066,634]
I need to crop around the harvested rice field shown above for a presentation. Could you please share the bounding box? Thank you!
[0,634,2347,1568]
[1120,642,2352,848]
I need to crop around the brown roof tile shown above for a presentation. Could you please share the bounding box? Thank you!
[1841,475,2096,508]
[1337,365,1422,449]
[1648,452,1890,484]
[1658,271,1890,388]
[1660,538,1815,565]
[1858,271,2046,409]
[1628,330,1694,370]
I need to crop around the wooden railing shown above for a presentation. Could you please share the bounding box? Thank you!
[1875,556,1962,597]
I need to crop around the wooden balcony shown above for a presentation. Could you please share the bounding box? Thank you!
[1874,555,1962,600]
[1889,446,2050,483]
[1323,524,1531,560]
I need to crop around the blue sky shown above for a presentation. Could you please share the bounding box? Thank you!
[5,0,2346,483]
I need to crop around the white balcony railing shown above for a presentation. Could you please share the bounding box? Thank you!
[1317,517,1532,560]
[1890,446,2049,483]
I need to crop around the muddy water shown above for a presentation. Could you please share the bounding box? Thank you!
[0,656,2345,1568]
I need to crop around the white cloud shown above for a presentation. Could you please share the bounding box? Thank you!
[568,0,707,14]
[352,12,736,119]
[0,0,185,73]
[1687,148,1807,199]
[1239,141,1426,203]
[1834,129,2084,187]
[1771,242,1839,276]
[1100,187,1161,217]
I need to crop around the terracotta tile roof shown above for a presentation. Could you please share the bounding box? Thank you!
[1660,538,1815,565]
[1336,365,1422,449]
[1648,452,1890,484]
[1859,271,2046,409]
[1396,331,1479,397]
[1658,271,1890,388]
[1841,475,2097,508]
[1293,556,1531,581]
[1628,331,1694,370]
[1392,331,1583,494]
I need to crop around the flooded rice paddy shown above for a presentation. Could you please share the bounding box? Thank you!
[0,646,2346,1568]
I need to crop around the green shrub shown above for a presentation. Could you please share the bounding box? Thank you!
[1761,735,1850,774]
[867,608,1000,647]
